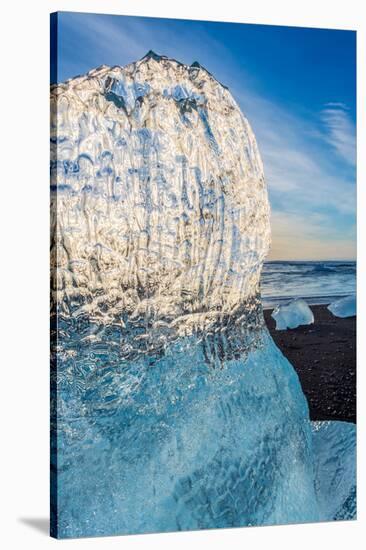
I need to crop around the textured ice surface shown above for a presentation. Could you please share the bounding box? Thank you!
[50,53,355,538]
[54,329,320,537]
[328,295,356,318]
[271,298,314,330]
[312,421,356,520]
[50,51,270,348]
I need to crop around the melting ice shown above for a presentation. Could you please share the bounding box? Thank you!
[272,298,314,331]
[328,295,356,318]
[50,52,356,538]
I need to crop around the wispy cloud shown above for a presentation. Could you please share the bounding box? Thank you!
[230,89,356,259]
[235,91,355,194]
[59,13,238,83]
[321,103,356,166]
[58,14,147,79]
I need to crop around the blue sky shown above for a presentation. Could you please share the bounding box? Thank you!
[53,12,356,260]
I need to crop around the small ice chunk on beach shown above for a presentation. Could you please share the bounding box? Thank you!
[271,298,314,330]
[328,295,356,318]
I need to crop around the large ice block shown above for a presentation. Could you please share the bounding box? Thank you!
[50,51,271,343]
[50,51,355,538]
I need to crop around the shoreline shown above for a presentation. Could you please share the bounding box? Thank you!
[264,304,356,424]
[261,294,353,310]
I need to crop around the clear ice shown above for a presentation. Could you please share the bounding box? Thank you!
[50,52,356,538]
[271,298,314,331]
[311,421,356,521]
[328,295,356,318]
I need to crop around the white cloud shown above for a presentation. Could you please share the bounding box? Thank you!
[229,89,356,259]
[61,13,145,72]
[321,103,356,166]
[233,88,356,210]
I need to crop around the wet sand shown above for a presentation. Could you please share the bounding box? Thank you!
[264,305,356,423]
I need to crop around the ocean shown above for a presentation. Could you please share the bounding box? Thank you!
[261,261,356,309]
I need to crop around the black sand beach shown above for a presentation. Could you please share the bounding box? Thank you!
[264,305,356,423]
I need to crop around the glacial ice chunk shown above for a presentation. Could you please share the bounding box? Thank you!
[54,329,321,538]
[271,298,314,330]
[50,51,355,538]
[311,421,356,520]
[328,295,356,318]
[50,52,271,341]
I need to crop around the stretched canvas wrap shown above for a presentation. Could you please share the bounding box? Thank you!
[50,12,357,539]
